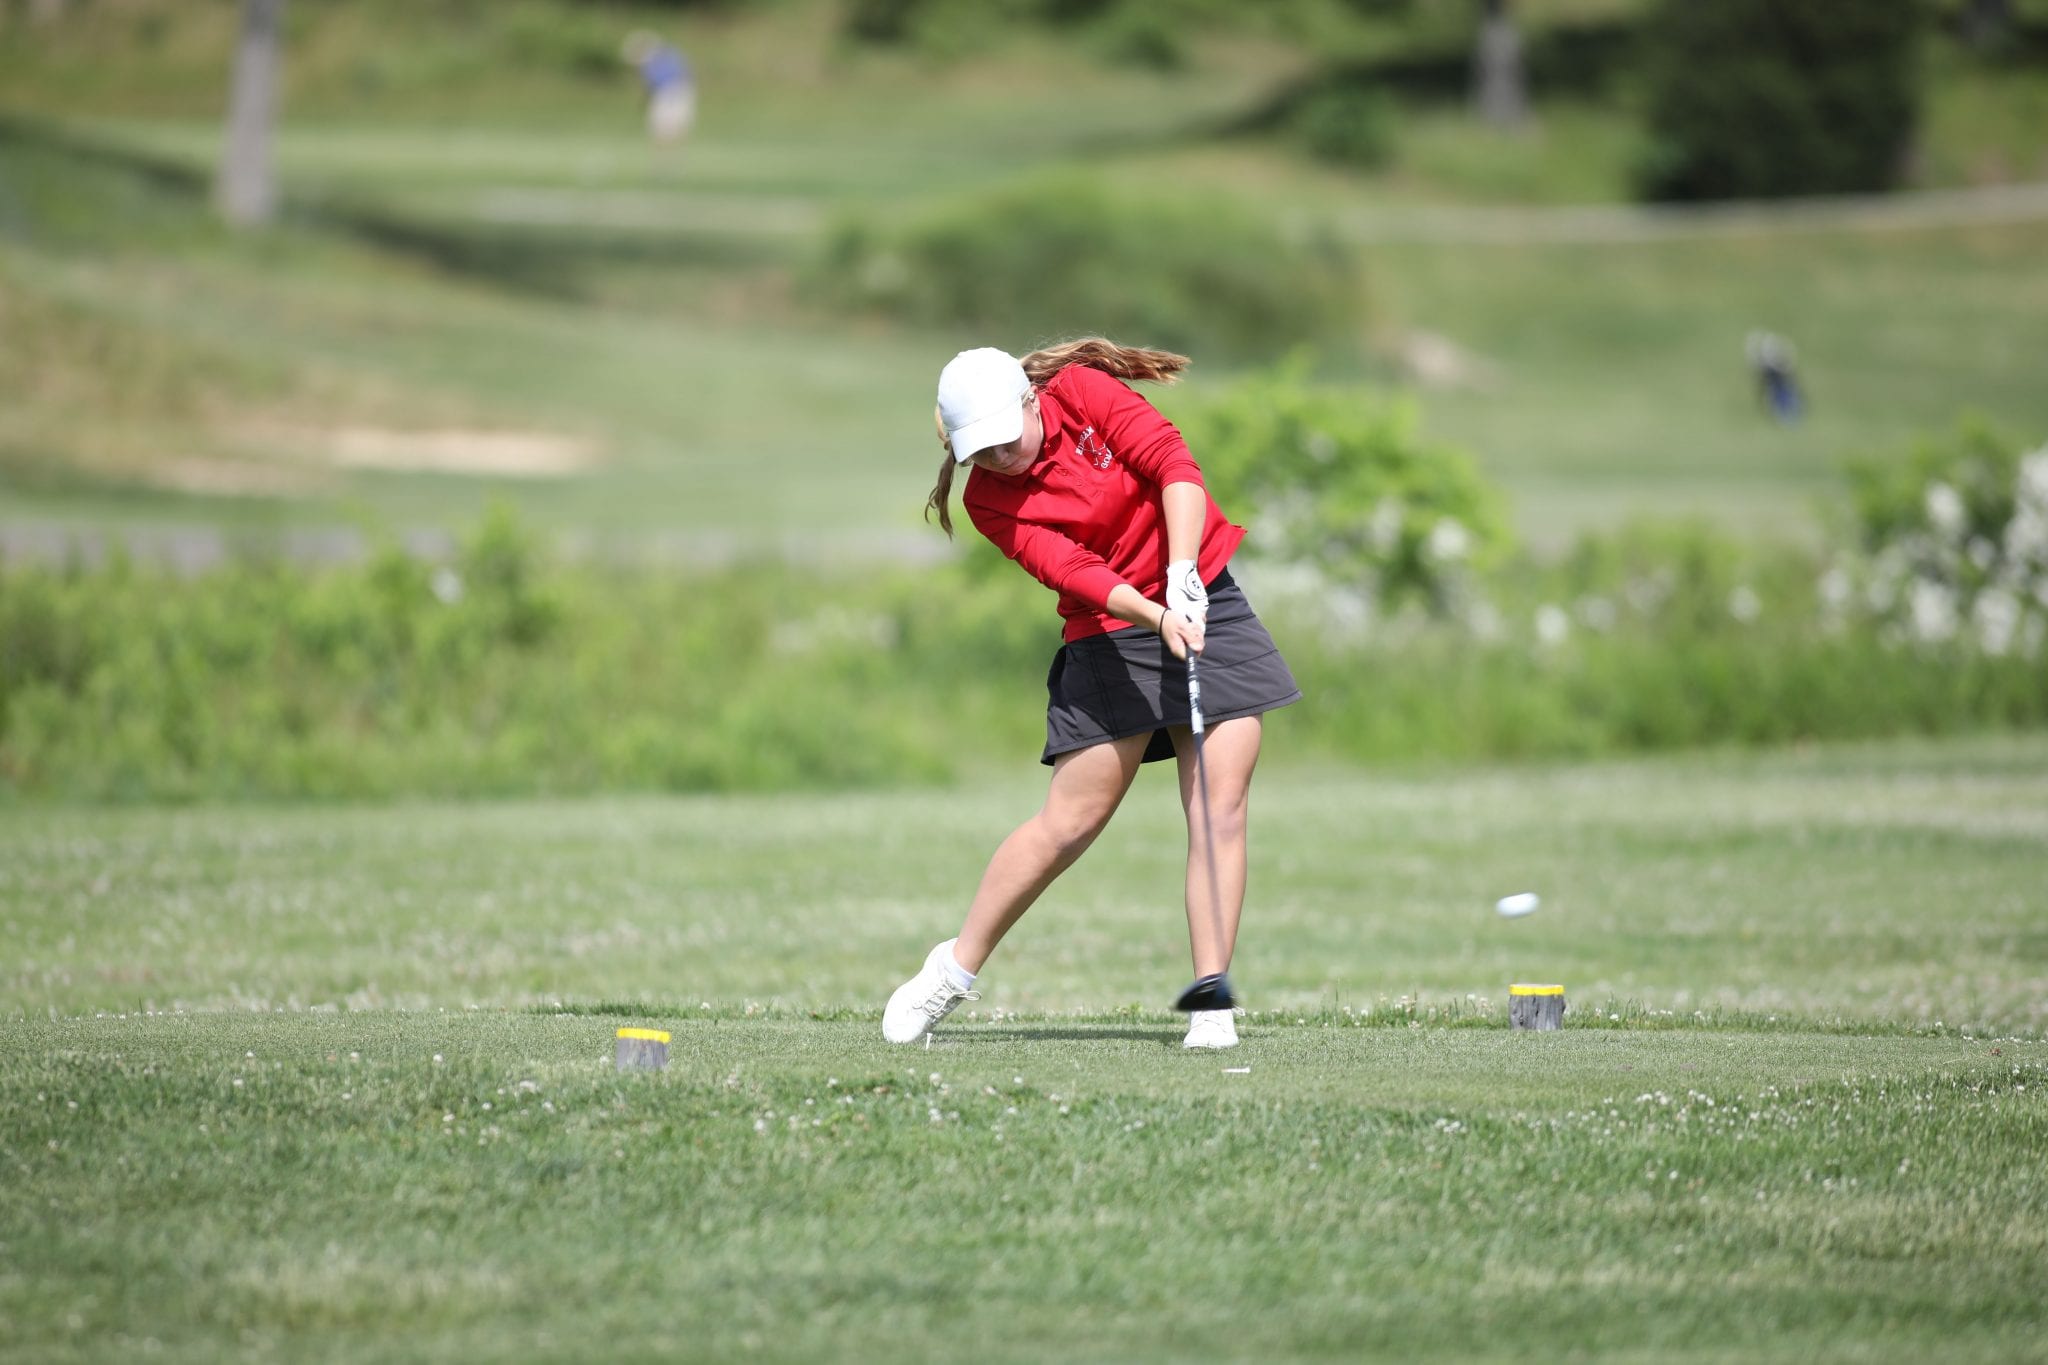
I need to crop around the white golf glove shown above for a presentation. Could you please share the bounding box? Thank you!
[1165,559,1209,625]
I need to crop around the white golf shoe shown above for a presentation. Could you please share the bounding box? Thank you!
[882,940,979,1044]
[1183,1008,1239,1050]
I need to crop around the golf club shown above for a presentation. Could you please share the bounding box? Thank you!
[1174,645,1237,1013]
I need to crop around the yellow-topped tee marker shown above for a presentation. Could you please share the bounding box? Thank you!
[1508,983,1566,1030]
[614,1027,671,1070]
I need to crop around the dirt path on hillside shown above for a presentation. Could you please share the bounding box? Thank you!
[1314,181,2048,245]
[453,180,2048,246]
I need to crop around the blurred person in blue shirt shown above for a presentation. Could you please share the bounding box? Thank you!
[1746,330,1804,425]
[621,31,695,144]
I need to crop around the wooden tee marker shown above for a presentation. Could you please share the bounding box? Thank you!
[1509,984,1565,1031]
[615,1027,670,1071]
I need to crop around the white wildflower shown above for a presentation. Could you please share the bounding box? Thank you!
[2018,447,2048,510]
[1425,517,1470,564]
[1907,580,1958,644]
[1864,548,1904,613]
[1974,588,2022,657]
[2020,613,2046,659]
[2004,502,2048,569]
[1535,604,1570,647]
[1924,482,1967,541]
[1624,570,1673,617]
[1577,596,1617,632]
[1817,566,1852,612]
[1728,585,1761,623]
[1369,497,1404,556]
[1464,598,1504,641]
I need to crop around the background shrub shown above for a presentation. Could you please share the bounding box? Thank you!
[813,176,1360,363]
[1636,0,1929,201]
[1179,362,1509,618]
[1844,420,2048,656]
[7,419,2048,802]
[1293,84,1399,170]
[1089,3,1188,71]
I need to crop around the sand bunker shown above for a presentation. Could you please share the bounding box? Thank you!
[320,426,599,477]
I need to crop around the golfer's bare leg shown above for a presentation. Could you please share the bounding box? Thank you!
[952,734,1149,973]
[1172,714,1262,978]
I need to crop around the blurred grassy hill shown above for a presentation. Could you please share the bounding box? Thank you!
[3,0,2047,555]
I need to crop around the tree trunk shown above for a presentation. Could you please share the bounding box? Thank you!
[217,0,285,229]
[1473,0,1527,131]
[1964,0,2014,50]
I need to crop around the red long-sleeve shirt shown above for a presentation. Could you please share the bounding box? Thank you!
[963,362,1245,643]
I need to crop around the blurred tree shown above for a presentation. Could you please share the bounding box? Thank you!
[1962,0,2015,50]
[217,0,284,228]
[1637,0,1928,201]
[1472,0,1527,129]
[28,0,69,22]
[844,0,924,44]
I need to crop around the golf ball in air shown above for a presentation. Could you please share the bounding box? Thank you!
[1495,892,1540,918]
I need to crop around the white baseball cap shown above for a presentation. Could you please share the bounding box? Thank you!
[936,348,1029,464]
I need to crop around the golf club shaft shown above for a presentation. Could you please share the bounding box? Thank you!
[1187,650,1227,977]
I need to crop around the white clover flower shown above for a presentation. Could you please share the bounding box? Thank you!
[1973,588,2022,657]
[1924,482,1967,541]
[1535,604,1570,646]
[430,567,464,605]
[1728,585,1761,623]
[1907,579,1959,644]
[1424,517,1470,564]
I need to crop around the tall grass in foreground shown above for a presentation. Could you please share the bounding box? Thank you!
[3,504,2047,800]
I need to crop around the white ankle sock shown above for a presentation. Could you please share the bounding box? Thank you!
[941,943,976,991]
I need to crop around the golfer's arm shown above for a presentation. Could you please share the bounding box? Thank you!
[1105,584,1171,635]
[1162,480,1206,566]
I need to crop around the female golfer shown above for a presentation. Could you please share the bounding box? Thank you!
[883,339,1300,1050]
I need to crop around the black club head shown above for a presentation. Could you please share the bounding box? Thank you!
[1174,973,1237,1013]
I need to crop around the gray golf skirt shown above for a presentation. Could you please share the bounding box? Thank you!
[1041,568,1302,766]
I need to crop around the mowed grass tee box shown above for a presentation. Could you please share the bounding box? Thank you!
[3,735,2046,1361]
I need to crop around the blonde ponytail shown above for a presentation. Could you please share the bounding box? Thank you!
[925,406,959,538]
[1020,337,1189,386]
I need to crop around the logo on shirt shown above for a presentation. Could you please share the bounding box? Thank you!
[1076,425,1116,472]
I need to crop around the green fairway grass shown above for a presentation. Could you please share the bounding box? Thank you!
[6,734,2045,1031]
[5,734,2046,1360]
[4,1015,2043,1363]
